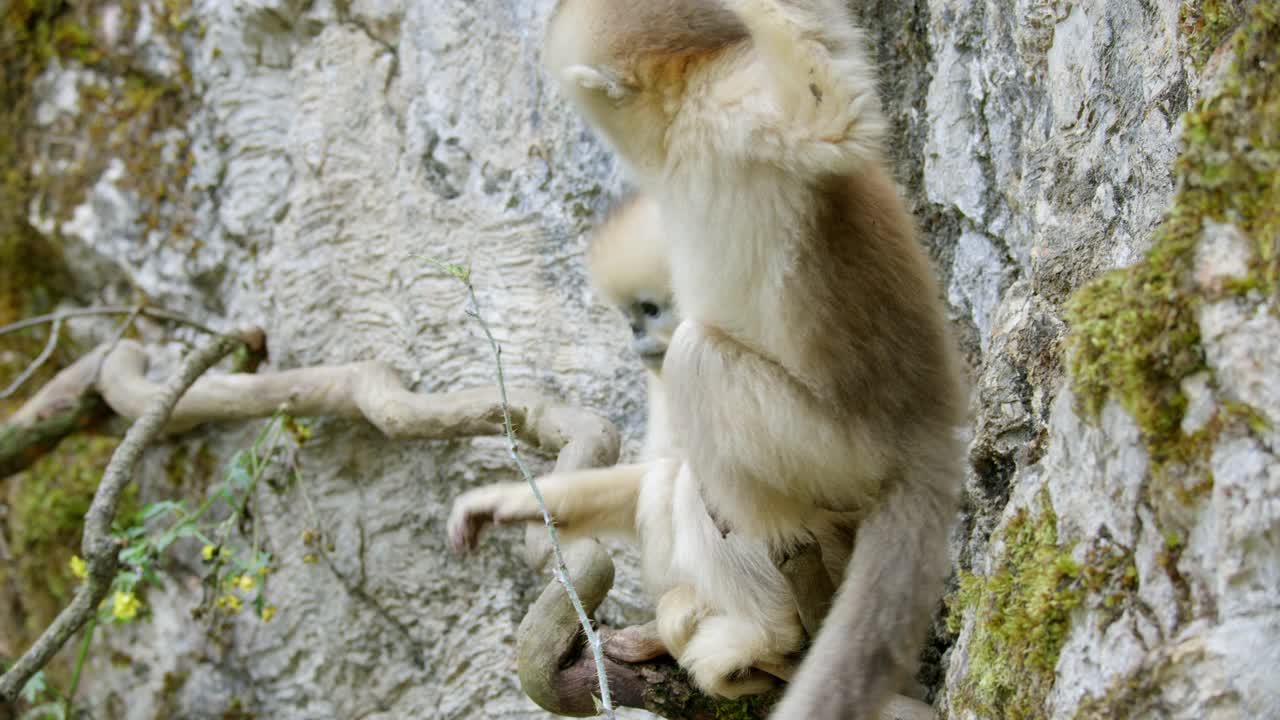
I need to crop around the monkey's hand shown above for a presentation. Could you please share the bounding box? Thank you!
[446,482,539,553]
[562,65,634,101]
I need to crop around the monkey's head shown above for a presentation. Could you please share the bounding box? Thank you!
[544,0,748,178]
[587,194,679,372]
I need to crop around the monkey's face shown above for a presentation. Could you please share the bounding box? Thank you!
[622,293,678,371]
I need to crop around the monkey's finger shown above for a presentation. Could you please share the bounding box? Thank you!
[446,506,487,553]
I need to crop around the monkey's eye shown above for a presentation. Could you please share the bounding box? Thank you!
[639,301,661,318]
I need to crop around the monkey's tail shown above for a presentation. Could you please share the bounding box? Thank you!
[769,446,960,720]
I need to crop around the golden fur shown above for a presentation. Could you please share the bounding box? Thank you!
[449,197,858,697]
[544,0,966,717]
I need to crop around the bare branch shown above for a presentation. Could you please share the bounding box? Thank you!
[0,317,62,400]
[2,338,618,479]
[0,305,224,339]
[0,334,241,703]
[0,392,109,478]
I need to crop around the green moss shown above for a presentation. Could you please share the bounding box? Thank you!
[712,693,775,720]
[636,665,781,719]
[947,491,1082,720]
[1064,2,1280,471]
[1179,0,1247,70]
[1080,544,1138,624]
[0,3,82,413]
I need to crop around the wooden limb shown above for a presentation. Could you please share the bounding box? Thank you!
[3,338,619,479]
[0,334,241,703]
[0,393,110,478]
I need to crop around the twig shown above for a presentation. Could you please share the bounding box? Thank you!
[0,305,224,339]
[90,305,142,385]
[0,334,240,703]
[0,317,62,400]
[438,261,615,719]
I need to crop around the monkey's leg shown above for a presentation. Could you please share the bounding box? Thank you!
[447,463,652,551]
[679,614,789,699]
[655,584,708,659]
[768,465,957,720]
[754,659,795,682]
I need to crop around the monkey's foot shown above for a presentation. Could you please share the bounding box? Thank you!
[603,621,668,663]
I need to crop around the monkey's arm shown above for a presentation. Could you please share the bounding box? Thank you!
[447,463,650,551]
[715,0,886,173]
[665,321,891,523]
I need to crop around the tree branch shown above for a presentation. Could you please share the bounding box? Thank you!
[0,317,62,400]
[2,339,618,479]
[0,305,223,339]
[0,334,241,703]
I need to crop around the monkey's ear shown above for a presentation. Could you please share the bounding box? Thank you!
[562,65,634,100]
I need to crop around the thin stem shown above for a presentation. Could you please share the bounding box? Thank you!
[447,267,615,719]
[0,305,225,339]
[0,317,62,399]
[63,615,97,715]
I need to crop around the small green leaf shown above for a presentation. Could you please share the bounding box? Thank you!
[20,671,47,703]
[141,500,183,521]
[226,457,252,492]
[19,702,66,720]
[118,543,150,566]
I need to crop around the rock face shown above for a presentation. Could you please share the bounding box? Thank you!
[7,0,1277,718]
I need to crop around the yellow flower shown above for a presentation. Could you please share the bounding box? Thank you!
[258,565,271,576]
[216,594,243,614]
[219,547,232,560]
[236,574,256,592]
[201,544,216,561]
[112,591,141,621]
[303,553,317,565]
[261,605,277,623]
[69,555,87,580]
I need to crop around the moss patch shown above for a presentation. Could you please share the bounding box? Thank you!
[1179,0,1248,71]
[1,0,196,682]
[1064,2,1280,472]
[0,2,85,415]
[947,491,1082,720]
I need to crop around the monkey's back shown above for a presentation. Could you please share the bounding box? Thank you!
[789,166,967,440]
